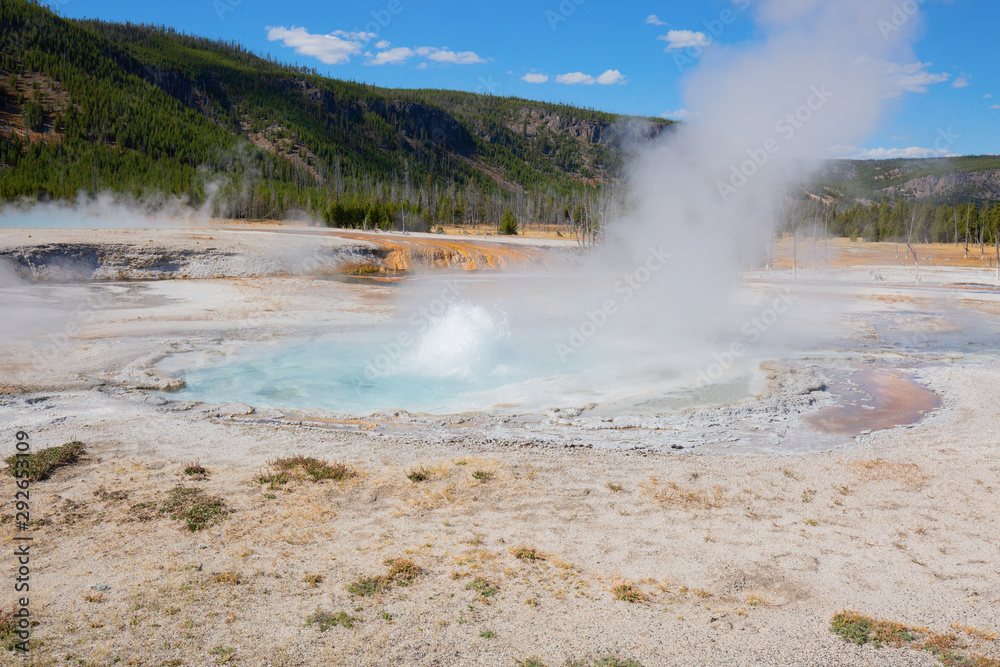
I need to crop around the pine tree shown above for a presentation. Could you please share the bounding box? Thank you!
[499,208,518,236]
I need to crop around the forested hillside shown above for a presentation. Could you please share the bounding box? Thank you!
[4,0,999,239]
[0,0,671,232]
[790,157,1000,245]
[814,156,1000,206]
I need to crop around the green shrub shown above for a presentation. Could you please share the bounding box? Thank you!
[829,611,916,647]
[160,487,228,531]
[6,441,85,481]
[305,610,360,631]
[466,578,497,598]
[264,456,356,484]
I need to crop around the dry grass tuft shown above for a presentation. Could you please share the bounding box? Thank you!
[346,575,389,597]
[919,632,972,666]
[830,611,917,648]
[513,546,546,562]
[951,624,998,642]
[611,581,648,604]
[847,459,932,488]
[466,577,498,598]
[263,456,357,485]
[640,478,725,510]
[830,611,1000,666]
[213,571,242,585]
[384,557,421,583]
[93,486,129,502]
[920,630,1000,667]
[406,467,432,482]
[303,574,324,587]
[0,607,21,651]
[305,610,360,631]
[183,459,209,479]
[347,557,421,596]
[385,457,515,512]
[160,486,228,532]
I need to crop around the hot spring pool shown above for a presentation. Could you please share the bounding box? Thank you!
[161,300,765,416]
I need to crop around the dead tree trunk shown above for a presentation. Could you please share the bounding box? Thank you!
[824,222,829,272]
[792,227,798,281]
[812,222,818,274]
[907,207,920,283]
[965,202,971,259]
[767,212,774,271]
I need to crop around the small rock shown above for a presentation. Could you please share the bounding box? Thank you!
[215,402,254,417]
[90,583,110,592]
[159,378,187,392]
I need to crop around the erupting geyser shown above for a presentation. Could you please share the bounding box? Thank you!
[174,0,936,416]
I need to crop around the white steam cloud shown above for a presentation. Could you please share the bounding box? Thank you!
[362,0,939,398]
[538,0,933,376]
[0,188,219,229]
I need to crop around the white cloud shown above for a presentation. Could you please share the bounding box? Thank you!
[990,104,1000,110]
[984,94,994,99]
[657,30,709,51]
[331,30,377,42]
[883,61,949,95]
[829,145,956,160]
[554,70,627,86]
[369,47,415,66]
[953,74,970,88]
[556,72,596,85]
[425,49,487,65]
[265,26,371,65]
[661,109,690,120]
[267,26,486,68]
[645,14,667,26]
[521,73,549,84]
[595,69,626,85]
[367,45,487,66]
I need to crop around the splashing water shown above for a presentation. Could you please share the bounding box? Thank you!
[392,302,512,381]
[173,302,530,414]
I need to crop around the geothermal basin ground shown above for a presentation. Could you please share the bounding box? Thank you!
[0,225,998,666]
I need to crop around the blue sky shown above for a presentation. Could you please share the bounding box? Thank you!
[53,0,999,157]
